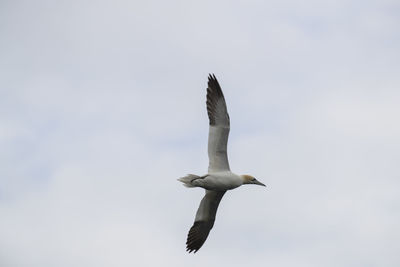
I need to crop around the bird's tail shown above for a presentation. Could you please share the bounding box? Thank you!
[177,174,202,188]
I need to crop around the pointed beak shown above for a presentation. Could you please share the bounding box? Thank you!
[254,180,266,187]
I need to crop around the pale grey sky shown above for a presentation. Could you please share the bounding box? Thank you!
[1,0,399,266]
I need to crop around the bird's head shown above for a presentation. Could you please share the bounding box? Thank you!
[240,174,266,187]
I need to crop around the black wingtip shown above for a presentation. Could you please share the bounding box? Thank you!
[186,221,212,254]
[206,73,227,126]
[208,73,217,82]
[206,74,223,96]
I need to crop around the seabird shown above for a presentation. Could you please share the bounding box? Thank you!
[178,74,266,253]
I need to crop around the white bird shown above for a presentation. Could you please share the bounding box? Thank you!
[178,74,266,253]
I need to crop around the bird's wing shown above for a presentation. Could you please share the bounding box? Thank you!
[186,190,226,253]
[206,74,230,172]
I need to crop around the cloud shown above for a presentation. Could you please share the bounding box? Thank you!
[1,0,399,266]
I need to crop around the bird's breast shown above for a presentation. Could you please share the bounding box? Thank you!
[203,172,243,191]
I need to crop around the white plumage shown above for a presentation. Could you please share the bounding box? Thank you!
[178,74,266,253]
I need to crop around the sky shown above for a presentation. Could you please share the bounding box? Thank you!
[1,0,400,266]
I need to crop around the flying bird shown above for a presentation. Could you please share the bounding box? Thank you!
[178,74,266,253]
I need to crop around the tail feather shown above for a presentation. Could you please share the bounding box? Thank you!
[178,174,201,188]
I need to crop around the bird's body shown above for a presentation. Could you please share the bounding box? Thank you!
[179,171,243,191]
[178,74,265,253]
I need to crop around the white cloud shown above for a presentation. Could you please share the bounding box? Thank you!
[1,0,399,266]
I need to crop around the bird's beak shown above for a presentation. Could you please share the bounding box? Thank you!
[254,180,266,187]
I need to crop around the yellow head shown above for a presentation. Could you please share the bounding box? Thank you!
[241,174,266,186]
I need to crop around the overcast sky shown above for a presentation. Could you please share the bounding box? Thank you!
[1,0,399,266]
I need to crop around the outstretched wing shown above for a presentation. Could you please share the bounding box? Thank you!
[206,74,230,172]
[186,190,226,253]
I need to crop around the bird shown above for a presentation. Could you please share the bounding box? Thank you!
[178,74,266,253]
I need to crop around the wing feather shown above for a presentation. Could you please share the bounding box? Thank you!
[206,74,230,172]
[186,190,226,253]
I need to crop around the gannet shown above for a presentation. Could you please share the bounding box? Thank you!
[178,74,266,253]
